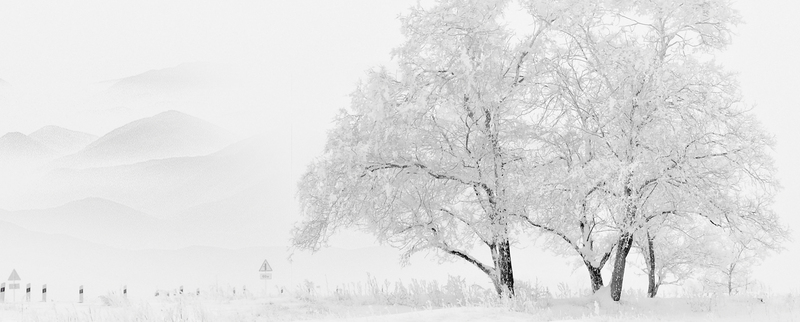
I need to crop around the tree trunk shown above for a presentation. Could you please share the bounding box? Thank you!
[610,232,634,301]
[586,263,604,292]
[646,231,658,298]
[493,240,515,297]
[728,265,734,295]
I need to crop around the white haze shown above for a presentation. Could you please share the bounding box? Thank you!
[0,0,796,313]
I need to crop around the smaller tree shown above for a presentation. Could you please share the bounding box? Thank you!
[699,234,769,295]
[633,216,716,297]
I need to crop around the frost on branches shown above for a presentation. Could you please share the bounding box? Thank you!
[292,0,555,297]
[633,216,717,298]
[292,0,787,301]
[528,0,785,301]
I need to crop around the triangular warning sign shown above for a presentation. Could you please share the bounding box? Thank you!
[259,260,272,272]
[7,269,20,281]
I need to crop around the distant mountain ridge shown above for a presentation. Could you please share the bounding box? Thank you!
[103,62,222,94]
[18,134,285,218]
[53,110,237,168]
[29,125,97,156]
[0,197,166,250]
[3,115,291,250]
[90,63,231,121]
[0,132,55,164]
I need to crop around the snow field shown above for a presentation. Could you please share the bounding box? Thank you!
[0,278,796,321]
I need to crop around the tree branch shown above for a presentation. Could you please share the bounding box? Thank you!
[364,162,476,186]
[439,245,494,277]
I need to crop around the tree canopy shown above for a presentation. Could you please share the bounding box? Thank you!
[292,0,787,301]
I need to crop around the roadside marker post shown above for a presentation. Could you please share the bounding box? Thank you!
[1,282,5,302]
[25,283,30,302]
[79,285,84,303]
[42,284,46,302]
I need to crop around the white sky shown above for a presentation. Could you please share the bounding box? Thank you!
[0,0,798,293]
[716,1,800,293]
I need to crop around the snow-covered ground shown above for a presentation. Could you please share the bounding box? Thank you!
[0,289,796,322]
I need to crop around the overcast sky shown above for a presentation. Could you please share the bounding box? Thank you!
[714,1,800,292]
[0,0,797,292]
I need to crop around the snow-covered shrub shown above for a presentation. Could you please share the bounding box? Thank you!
[99,291,130,307]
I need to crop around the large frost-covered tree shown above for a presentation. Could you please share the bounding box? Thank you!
[292,0,558,296]
[293,0,786,301]
[491,0,624,295]
[528,0,786,301]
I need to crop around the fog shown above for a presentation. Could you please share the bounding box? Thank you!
[0,0,797,311]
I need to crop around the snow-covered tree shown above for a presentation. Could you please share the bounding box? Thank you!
[520,169,619,293]
[292,0,558,297]
[633,216,716,297]
[292,0,786,302]
[528,0,785,301]
[698,233,769,295]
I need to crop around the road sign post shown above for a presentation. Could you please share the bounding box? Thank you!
[259,259,273,296]
[259,259,273,279]
[7,269,21,303]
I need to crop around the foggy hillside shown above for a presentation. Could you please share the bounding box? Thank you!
[0,132,55,161]
[28,125,98,156]
[17,133,284,217]
[0,198,167,250]
[52,110,237,169]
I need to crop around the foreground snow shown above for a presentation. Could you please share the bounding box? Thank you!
[0,292,796,321]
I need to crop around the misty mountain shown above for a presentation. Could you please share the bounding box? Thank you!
[0,132,57,208]
[18,134,290,218]
[0,132,56,165]
[88,63,241,122]
[0,192,291,251]
[103,62,224,98]
[172,179,296,249]
[54,110,237,168]
[82,63,277,136]
[0,217,478,302]
[29,125,98,156]
[0,198,173,250]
